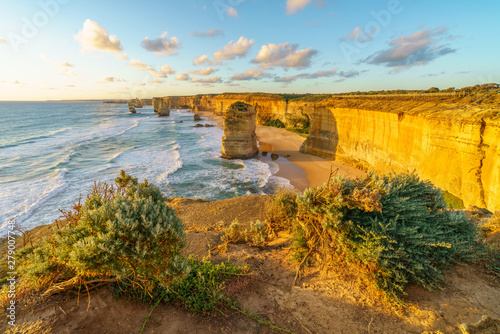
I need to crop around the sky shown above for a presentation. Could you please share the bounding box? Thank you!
[0,0,498,101]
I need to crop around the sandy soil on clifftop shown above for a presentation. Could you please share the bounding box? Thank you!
[5,195,500,334]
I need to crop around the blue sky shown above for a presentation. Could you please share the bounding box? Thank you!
[0,0,498,100]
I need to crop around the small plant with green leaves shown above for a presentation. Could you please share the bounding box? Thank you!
[221,219,270,247]
[269,171,485,306]
[14,170,188,298]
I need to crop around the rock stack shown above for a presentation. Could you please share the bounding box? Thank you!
[221,102,258,159]
[152,98,161,113]
[133,98,143,108]
[158,99,170,117]
[128,102,136,114]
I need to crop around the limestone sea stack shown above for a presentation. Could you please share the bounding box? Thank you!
[133,98,143,108]
[158,99,170,117]
[221,102,258,159]
[128,102,136,114]
[152,98,161,113]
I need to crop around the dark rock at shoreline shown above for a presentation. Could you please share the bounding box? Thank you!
[194,124,204,128]
[204,124,214,127]
[262,152,268,156]
[271,153,279,161]
[193,114,202,121]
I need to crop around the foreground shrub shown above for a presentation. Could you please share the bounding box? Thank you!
[273,171,483,306]
[265,187,298,232]
[16,170,188,295]
[221,219,270,247]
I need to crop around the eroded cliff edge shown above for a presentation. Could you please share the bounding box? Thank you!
[154,94,500,211]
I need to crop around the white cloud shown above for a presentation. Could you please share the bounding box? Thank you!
[114,53,129,61]
[252,42,318,69]
[160,65,175,74]
[188,67,215,76]
[226,7,239,17]
[149,69,167,78]
[286,0,312,15]
[363,26,456,72]
[53,61,74,68]
[129,59,171,78]
[74,19,123,54]
[213,36,254,63]
[342,26,379,43]
[129,59,149,71]
[141,32,181,56]
[193,54,213,66]
[191,76,222,84]
[176,73,190,81]
[98,77,126,83]
[232,67,268,81]
[188,28,224,39]
[149,78,164,84]
[274,68,360,84]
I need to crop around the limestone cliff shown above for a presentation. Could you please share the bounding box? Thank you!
[300,102,500,211]
[221,102,258,159]
[155,93,500,211]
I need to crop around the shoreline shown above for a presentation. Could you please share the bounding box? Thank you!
[197,110,365,191]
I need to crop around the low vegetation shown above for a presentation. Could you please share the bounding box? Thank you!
[0,171,293,333]
[266,171,491,306]
[9,171,188,301]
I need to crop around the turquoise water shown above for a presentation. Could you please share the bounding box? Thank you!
[0,102,290,236]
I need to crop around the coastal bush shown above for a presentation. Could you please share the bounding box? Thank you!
[16,170,188,295]
[265,187,298,232]
[270,171,483,306]
[264,119,285,128]
[221,219,270,247]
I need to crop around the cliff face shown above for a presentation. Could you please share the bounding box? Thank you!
[300,105,500,211]
[156,93,500,211]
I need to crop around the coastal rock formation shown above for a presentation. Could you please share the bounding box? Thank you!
[300,104,500,211]
[158,99,170,117]
[221,102,258,159]
[133,98,143,108]
[152,93,500,211]
[152,98,161,113]
[193,113,201,121]
[127,103,136,114]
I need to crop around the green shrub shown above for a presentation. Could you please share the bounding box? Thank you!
[265,187,298,232]
[114,257,249,314]
[264,119,286,128]
[277,172,483,305]
[17,170,188,294]
[221,219,270,247]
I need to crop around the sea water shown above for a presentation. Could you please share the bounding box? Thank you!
[0,102,291,236]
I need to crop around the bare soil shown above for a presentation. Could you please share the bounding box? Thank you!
[2,196,500,334]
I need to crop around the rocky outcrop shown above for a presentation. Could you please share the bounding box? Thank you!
[158,98,170,117]
[300,104,500,211]
[193,114,201,121]
[132,98,143,108]
[153,93,500,211]
[221,102,258,159]
[152,98,161,113]
[127,103,136,114]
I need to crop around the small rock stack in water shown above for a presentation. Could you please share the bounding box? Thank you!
[221,102,258,159]
[158,99,170,117]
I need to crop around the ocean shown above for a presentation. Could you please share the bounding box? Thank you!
[0,102,291,236]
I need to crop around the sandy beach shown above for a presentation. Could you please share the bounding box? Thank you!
[198,110,365,191]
